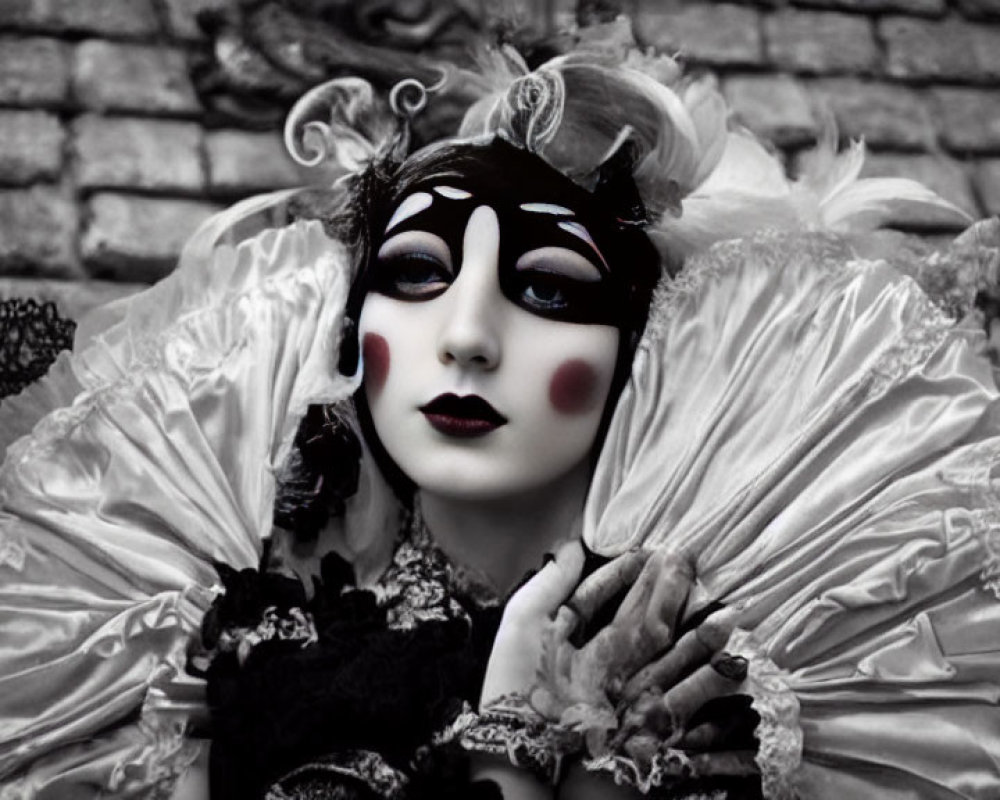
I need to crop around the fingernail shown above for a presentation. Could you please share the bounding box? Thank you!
[712,652,749,681]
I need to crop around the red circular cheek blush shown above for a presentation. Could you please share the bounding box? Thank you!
[549,359,601,415]
[362,333,390,395]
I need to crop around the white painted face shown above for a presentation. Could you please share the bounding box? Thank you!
[357,191,620,502]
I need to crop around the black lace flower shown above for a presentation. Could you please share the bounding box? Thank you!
[0,298,75,399]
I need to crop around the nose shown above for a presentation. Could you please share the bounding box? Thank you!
[437,205,502,371]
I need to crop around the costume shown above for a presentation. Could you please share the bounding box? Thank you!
[2,27,1000,799]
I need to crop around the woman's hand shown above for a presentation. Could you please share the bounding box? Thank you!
[480,538,587,710]
[538,549,695,716]
[471,539,586,800]
[526,548,756,776]
[476,542,757,796]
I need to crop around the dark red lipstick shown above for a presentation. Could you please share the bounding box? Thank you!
[419,394,508,438]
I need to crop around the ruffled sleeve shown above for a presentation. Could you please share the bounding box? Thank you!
[0,218,357,796]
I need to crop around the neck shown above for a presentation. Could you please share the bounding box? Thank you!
[419,463,591,595]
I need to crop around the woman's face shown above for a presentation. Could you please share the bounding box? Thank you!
[358,178,621,502]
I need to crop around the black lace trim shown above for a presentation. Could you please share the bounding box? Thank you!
[198,540,503,799]
[0,298,75,400]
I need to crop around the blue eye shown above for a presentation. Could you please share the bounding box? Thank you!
[519,273,570,311]
[375,252,451,300]
[523,281,567,309]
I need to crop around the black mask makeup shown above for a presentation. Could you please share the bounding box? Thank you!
[367,139,655,329]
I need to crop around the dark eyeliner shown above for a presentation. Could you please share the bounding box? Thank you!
[373,251,452,299]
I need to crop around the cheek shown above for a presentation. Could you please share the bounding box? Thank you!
[362,333,390,396]
[548,358,604,415]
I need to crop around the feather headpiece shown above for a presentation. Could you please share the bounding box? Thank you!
[282,21,970,270]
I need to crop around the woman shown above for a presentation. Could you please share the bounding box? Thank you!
[2,29,999,799]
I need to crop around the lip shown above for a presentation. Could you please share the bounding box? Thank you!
[419,393,508,438]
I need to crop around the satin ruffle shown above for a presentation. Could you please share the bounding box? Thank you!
[586,230,1000,798]
[3,219,999,798]
[0,218,356,797]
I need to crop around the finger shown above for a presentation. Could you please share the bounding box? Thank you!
[593,553,695,691]
[566,548,647,624]
[609,548,662,625]
[694,605,740,652]
[552,604,579,643]
[679,695,759,751]
[679,720,733,751]
[621,627,710,704]
[638,654,748,740]
[621,731,660,769]
[620,605,738,703]
[632,551,694,650]
[544,606,577,686]
[579,623,633,699]
[507,539,585,620]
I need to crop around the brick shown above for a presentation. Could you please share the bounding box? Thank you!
[73,116,204,193]
[881,16,1000,83]
[161,0,231,40]
[81,193,220,281]
[974,159,1000,215]
[956,0,1000,18]
[0,0,159,37]
[73,40,201,116]
[723,74,817,147]
[0,37,70,106]
[970,24,1000,80]
[205,130,302,194]
[807,78,933,151]
[791,0,945,14]
[634,3,763,67]
[764,9,878,74]
[0,186,79,277]
[932,88,1000,153]
[0,277,145,320]
[862,152,978,228]
[0,111,65,185]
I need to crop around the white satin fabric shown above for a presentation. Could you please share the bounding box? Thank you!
[586,231,1000,798]
[0,219,356,797]
[2,218,998,798]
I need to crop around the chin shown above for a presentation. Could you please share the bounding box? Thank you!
[400,448,588,504]
[406,465,533,502]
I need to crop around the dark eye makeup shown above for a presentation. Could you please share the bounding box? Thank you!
[371,232,453,300]
[373,239,601,317]
[370,191,626,325]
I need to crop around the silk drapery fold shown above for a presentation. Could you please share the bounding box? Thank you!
[1,221,999,797]
[586,231,1000,798]
[0,219,356,797]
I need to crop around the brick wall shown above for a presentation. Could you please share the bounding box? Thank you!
[1,0,998,319]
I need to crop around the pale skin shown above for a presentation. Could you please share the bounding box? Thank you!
[360,199,621,593]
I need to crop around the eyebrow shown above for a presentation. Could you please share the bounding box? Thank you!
[385,191,433,232]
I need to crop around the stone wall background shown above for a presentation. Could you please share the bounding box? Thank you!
[1,0,999,319]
